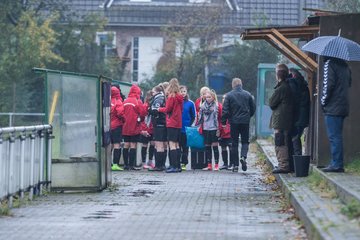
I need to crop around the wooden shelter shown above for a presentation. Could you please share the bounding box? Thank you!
[241,13,360,166]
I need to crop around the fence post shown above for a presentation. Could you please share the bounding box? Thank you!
[46,127,53,190]
[8,132,15,208]
[19,132,26,200]
[39,131,44,196]
[29,131,36,201]
[9,113,13,127]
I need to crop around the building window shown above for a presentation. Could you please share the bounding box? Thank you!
[96,32,116,58]
[132,37,139,82]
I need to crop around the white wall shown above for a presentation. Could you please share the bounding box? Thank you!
[136,37,163,83]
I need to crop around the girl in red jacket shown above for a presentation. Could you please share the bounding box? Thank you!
[158,78,183,173]
[122,85,147,170]
[110,86,124,171]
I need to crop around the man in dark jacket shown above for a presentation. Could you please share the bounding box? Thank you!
[288,69,310,157]
[269,64,294,174]
[321,57,352,172]
[221,78,256,172]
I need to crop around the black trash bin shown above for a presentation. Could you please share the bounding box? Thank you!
[293,155,310,177]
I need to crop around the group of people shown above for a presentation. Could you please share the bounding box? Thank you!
[269,57,352,174]
[269,64,310,174]
[110,77,256,173]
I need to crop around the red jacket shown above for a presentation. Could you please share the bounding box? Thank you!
[220,121,231,139]
[195,97,206,124]
[159,93,183,129]
[122,85,147,136]
[110,87,124,130]
[141,103,153,134]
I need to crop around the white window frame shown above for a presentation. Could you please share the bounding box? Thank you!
[95,31,116,58]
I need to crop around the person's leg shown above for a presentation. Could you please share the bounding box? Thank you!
[113,143,121,165]
[273,130,290,173]
[239,124,250,159]
[212,143,219,170]
[147,142,155,168]
[167,141,179,173]
[148,143,155,161]
[141,143,148,164]
[230,123,240,171]
[129,142,137,169]
[180,132,189,165]
[152,141,164,171]
[292,127,303,156]
[324,116,344,169]
[123,141,130,170]
[220,141,228,169]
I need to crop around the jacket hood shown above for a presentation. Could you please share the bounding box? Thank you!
[128,84,141,99]
[111,86,122,100]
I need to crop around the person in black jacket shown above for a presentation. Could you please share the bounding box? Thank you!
[288,68,310,156]
[148,84,167,171]
[321,57,352,173]
[221,78,256,172]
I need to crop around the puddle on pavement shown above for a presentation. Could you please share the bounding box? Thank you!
[140,180,164,185]
[83,210,117,220]
[244,187,268,192]
[108,202,128,206]
[129,189,155,197]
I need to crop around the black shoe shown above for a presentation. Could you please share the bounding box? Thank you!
[272,167,290,174]
[322,166,344,173]
[131,166,141,171]
[123,166,130,171]
[233,166,239,172]
[219,165,228,170]
[227,164,234,171]
[148,166,163,171]
[240,158,247,172]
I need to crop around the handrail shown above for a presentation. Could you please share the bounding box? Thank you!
[0,124,53,208]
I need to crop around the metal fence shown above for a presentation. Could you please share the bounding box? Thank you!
[0,112,45,127]
[0,125,52,208]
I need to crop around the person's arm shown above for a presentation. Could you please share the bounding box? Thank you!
[321,60,336,107]
[221,96,230,126]
[217,103,222,127]
[197,107,204,126]
[159,96,174,113]
[116,101,124,118]
[269,87,281,110]
[190,101,196,126]
[249,95,256,117]
[134,99,147,118]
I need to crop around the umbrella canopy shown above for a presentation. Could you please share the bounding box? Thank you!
[301,35,360,61]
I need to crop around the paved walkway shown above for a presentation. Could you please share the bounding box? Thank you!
[0,146,306,240]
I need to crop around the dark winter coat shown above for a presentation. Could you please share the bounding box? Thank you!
[288,75,310,128]
[321,58,352,117]
[269,80,294,130]
[221,85,256,125]
[110,87,124,130]
[150,92,166,128]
